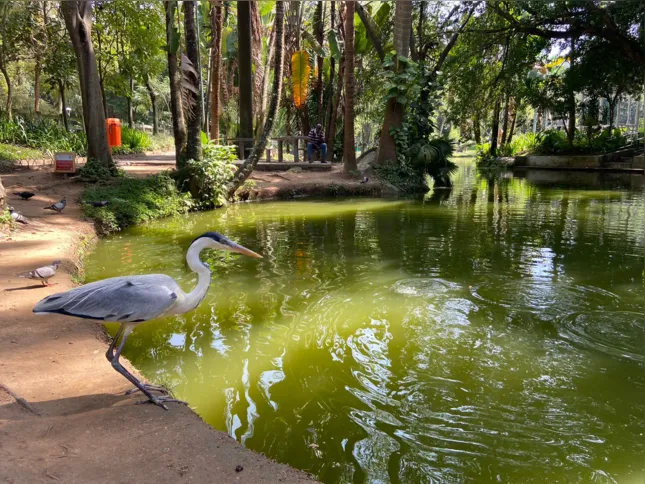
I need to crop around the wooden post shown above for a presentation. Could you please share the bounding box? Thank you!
[278,139,283,162]
[293,137,299,163]
[238,139,245,159]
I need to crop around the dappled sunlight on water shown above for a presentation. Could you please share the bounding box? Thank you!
[89,164,644,483]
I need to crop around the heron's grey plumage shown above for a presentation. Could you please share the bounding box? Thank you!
[18,260,61,285]
[32,231,262,410]
[34,275,181,322]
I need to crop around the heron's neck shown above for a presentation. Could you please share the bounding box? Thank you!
[184,238,212,311]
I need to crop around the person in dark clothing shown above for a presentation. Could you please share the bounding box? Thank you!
[307,124,327,163]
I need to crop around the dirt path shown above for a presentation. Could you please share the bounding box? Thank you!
[0,168,315,484]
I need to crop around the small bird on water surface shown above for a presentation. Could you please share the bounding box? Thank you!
[14,191,35,200]
[33,232,262,409]
[18,260,62,286]
[44,198,66,213]
[8,207,29,225]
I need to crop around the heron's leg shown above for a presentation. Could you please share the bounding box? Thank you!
[110,327,181,409]
[105,324,125,362]
[125,384,169,395]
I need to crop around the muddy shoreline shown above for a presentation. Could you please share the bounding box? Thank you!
[0,166,316,484]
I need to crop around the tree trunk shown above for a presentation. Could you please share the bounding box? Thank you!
[127,77,134,128]
[227,0,284,198]
[251,1,263,122]
[145,80,158,135]
[258,26,275,132]
[238,0,253,157]
[507,105,517,143]
[500,94,510,145]
[327,55,344,162]
[34,59,41,116]
[490,97,501,156]
[473,111,481,144]
[343,1,357,172]
[376,0,413,165]
[608,98,617,132]
[165,1,187,166]
[61,1,114,170]
[323,1,337,160]
[315,0,324,124]
[567,37,576,148]
[0,175,5,211]
[209,0,223,141]
[0,65,11,120]
[59,80,69,132]
[184,0,202,161]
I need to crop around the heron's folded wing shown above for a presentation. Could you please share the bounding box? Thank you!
[34,277,178,322]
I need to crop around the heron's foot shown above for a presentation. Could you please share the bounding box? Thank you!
[136,395,188,410]
[125,384,169,396]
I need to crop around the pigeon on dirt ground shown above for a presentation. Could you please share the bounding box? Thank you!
[17,260,62,286]
[360,176,369,184]
[8,207,29,225]
[14,191,35,200]
[44,198,66,213]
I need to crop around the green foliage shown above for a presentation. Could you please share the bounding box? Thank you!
[113,127,152,154]
[374,162,427,194]
[0,116,86,155]
[78,158,122,182]
[82,172,191,234]
[0,143,44,162]
[184,143,237,208]
[0,206,13,227]
[148,133,175,152]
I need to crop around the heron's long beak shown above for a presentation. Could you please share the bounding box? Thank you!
[228,241,263,259]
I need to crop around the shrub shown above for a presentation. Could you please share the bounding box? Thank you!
[0,116,86,155]
[82,172,191,234]
[374,162,428,194]
[148,133,174,152]
[78,158,121,182]
[113,126,152,154]
[184,143,237,208]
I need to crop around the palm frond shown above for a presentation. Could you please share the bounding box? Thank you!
[181,53,198,119]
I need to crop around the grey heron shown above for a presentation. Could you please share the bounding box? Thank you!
[33,232,262,409]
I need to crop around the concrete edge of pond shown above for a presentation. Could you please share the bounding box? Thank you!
[0,168,318,484]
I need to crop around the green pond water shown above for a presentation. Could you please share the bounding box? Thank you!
[86,162,645,483]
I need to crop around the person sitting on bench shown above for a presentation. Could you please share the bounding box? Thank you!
[307,124,327,163]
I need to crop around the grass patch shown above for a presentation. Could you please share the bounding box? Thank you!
[0,143,46,162]
[82,172,192,234]
[149,133,175,152]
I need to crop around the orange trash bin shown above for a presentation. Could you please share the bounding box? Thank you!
[106,118,122,147]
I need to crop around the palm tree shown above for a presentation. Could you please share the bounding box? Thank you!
[184,0,202,161]
[227,1,284,198]
[376,0,413,166]
[238,0,253,157]
[343,1,357,172]
[164,0,187,167]
[209,0,223,141]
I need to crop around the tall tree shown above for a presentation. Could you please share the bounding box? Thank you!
[165,1,187,166]
[227,0,284,198]
[184,0,202,161]
[238,0,253,156]
[209,0,223,141]
[376,0,413,165]
[343,1,357,172]
[490,96,501,156]
[61,1,114,169]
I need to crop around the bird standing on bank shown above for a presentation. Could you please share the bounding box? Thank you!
[14,191,35,200]
[33,232,262,409]
[44,198,66,213]
[9,207,29,225]
[18,260,62,286]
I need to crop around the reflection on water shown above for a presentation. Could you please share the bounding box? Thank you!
[87,161,644,483]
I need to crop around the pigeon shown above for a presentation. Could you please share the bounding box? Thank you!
[8,207,29,225]
[87,200,109,207]
[17,260,62,286]
[14,191,35,200]
[360,176,369,184]
[44,198,66,213]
